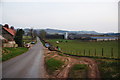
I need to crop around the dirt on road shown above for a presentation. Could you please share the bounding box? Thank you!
[44,48,100,79]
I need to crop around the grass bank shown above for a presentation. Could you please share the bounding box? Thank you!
[97,59,120,78]
[45,58,64,74]
[68,64,88,78]
[2,47,28,61]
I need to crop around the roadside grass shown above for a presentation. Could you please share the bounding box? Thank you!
[97,59,120,78]
[47,39,119,59]
[45,58,64,74]
[68,64,88,78]
[41,39,46,46]
[2,47,28,61]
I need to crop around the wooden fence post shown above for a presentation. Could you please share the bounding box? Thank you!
[95,49,96,56]
[79,51,81,55]
[111,48,113,58]
[84,49,85,56]
[102,48,103,57]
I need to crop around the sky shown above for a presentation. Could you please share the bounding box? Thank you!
[1,0,119,33]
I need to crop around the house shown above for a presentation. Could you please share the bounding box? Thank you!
[0,35,7,42]
[1,24,18,47]
[2,24,16,41]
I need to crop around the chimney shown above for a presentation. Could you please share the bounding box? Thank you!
[10,26,14,30]
[4,24,9,29]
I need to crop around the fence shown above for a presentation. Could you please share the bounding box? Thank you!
[61,48,119,59]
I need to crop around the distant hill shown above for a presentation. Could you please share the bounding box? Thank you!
[24,28,119,35]
[44,28,68,34]
[44,28,100,34]
[69,31,99,34]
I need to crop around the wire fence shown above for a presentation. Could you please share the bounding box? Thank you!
[61,48,119,59]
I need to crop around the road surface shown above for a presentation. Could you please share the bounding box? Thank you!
[2,37,45,78]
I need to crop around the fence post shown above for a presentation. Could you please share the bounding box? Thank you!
[95,49,96,56]
[77,51,79,55]
[75,51,77,55]
[72,51,74,55]
[111,48,113,58]
[102,48,103,57]
[84,49,85,56]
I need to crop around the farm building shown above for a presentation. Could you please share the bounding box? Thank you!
[68,34,118,41]
[64,32,68,39]
[90,37,118,41]
[2,24,16,41]
[1,24,18,47]
[68,34,90,40]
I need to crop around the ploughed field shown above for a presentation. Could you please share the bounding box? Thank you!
[47,39,119,59]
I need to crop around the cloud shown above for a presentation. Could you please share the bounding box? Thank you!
[1,0,118,33]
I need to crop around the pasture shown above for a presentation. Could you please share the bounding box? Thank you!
[47,39,119,59]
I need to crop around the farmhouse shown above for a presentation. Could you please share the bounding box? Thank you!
[2,24,16,41]
[1,24,18,47]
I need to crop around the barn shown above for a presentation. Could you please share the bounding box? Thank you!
[90,37,118,41]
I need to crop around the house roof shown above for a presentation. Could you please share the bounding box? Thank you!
[0,35,5,40]
[91,37,118,39]
[3,27,16,36]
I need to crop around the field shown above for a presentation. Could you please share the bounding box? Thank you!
[47,39,119,59]
[23,36,32,43]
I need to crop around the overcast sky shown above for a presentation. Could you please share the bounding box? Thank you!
[1,0,119,33]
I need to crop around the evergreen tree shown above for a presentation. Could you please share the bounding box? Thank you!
[14,29,24,47]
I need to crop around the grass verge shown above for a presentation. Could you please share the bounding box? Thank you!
[68,64,88,78]
[97,59,120,78]
[45,58,64,74]
[2,47,28,61]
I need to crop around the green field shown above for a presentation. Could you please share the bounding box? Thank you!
[23,36,32,43]
[47,39,119,59]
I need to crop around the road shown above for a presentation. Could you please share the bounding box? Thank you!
[2,37,45,78]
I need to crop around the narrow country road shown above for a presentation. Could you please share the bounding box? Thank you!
[2,37,45,78]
